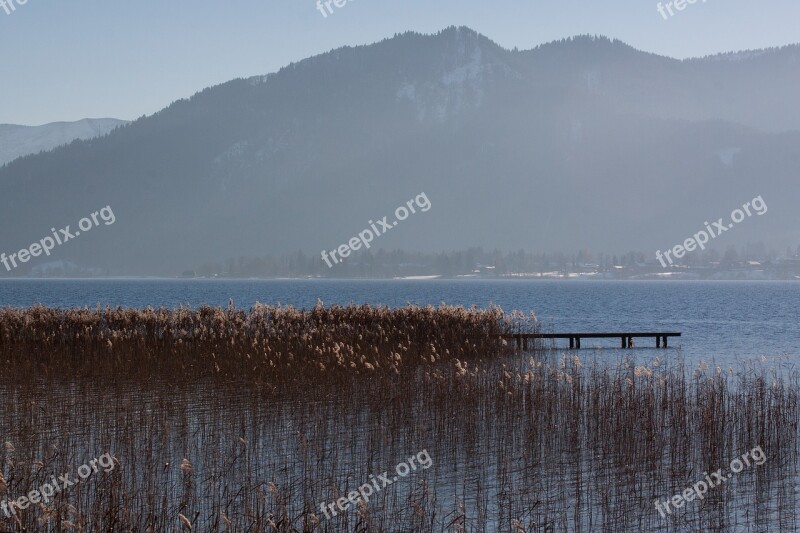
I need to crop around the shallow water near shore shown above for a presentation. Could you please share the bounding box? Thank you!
[2,354,797,532]
[0,301,797,531]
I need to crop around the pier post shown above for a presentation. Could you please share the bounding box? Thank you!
[493,332,679,351]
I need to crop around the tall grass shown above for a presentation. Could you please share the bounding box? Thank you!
[0,303,520,384]
[0,305,796,531]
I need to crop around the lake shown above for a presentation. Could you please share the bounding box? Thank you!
[0,279,797,368]
[1,278,798,531]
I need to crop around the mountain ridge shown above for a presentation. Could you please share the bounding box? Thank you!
[1,27,797,276]
[0,118,128,167]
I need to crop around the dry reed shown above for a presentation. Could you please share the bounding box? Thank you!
[0,305,796,531]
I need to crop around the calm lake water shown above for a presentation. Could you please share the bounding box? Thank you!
[0,279,797,367]
[1,278,798,531]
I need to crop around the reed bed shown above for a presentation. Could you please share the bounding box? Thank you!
[0,305,797,532]
[0,303,522,385]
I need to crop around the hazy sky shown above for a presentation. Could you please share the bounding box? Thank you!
[2,0,798,125]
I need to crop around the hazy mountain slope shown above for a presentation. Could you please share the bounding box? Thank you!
[0,27,797,276]
[0,118,128,166]
[520,37,800,133]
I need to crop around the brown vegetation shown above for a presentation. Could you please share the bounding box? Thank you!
[0,305,796,531]
[0,303,520,384]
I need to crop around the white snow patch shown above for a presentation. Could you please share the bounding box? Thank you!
[442,46,484,86]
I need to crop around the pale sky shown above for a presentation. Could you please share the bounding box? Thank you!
[2,0,798,125]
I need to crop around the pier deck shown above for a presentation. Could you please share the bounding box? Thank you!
[500,332,681,349]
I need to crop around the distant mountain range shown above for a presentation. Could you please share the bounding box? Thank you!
[0,27,798,276]
[0,118,127,167]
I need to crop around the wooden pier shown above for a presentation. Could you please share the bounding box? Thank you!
[500,332,681,350]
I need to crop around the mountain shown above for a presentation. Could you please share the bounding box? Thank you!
[0,27,798,276]
[0,118,128,167]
